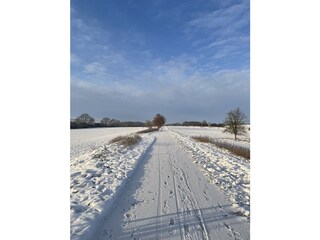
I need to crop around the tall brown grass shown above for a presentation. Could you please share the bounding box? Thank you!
[109,134,142,147]
[137,128,159,134]
[192,136,250,160]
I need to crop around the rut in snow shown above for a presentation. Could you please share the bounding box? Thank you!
[90,129,249,240]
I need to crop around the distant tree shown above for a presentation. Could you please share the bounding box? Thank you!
[166,122,183,126]
[210,122,225,127]
[101,117,110,127]
[152,114,166,129]
[118,121,144,127]
[93,123,102,128]
[109,119,120,127]
[75,113,95,128]
[183,121,201,126]
[201,120,208,127]
[70,121,78,129]
[145,120,153,129]
[223,107,247,140]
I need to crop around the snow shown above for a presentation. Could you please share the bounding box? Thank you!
[70,127,250,239]
[90,129,249,239]
[71,127,146,160]
[167,126,250,150]
[169,128,250,218]
[70,132,155,240]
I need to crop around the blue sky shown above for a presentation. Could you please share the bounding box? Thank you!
[71,0,250,123]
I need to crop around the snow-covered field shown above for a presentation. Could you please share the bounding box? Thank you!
[70,127,250,239]
[71,127,145,160]
[70,132,155,240]
[91,129,249,239]
[169,129,250,217]
[167,126,250,149]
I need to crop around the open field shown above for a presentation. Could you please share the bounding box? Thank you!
[70,127,250,240]
[167,126,250,150]
[71,127,146,160]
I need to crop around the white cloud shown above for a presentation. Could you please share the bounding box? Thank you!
[70,53,82,66]
[71,9,110,51]
[71,55,249,121]
[83,62,106,74]
[188,2,249,32]
[70,2,250,122]
[71,18,85,31]
[200,36,250,50]
[186,0,249,60]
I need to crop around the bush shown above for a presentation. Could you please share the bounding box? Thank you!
[192,136,250,160]
[109,134,142,147]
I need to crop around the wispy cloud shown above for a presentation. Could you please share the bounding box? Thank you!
[188,1,249,35]
[71,0,250,122]
[186,0,249,64]
[71,54,249,121]
[83,62,106,74]
[71,8,109,52]
[70,53,82,66]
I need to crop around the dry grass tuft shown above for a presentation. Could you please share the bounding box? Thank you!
[192,136,250,160]
[191,136,212,143]
[109,134,142,147]
[137,128,159,134]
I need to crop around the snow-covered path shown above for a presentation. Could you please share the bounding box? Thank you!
[91,129,249,240]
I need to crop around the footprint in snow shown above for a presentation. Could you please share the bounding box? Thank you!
[162,200,169,214]
[103,229,112,239]
[169,190,173,198]
[168,218,176,235]
[131,227,140,238]
[184,224,190,234]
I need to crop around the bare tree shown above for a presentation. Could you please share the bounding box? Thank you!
[108,119,120,127]
[101,117,110,127]
[152,114,166,129]
[75,113,95,127]
[201,120,208,127]
[223,107,247,140]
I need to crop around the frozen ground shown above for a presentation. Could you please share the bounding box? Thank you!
[167,126,250,149]
[71,127,250,240]
[70,133,155,240]
[169,129,250,218]
[90,129,249,240]
[71,127,145,160]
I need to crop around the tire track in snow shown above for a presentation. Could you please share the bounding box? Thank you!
[156,145,162,239]
[169,130,250,218]
[168,146,184,240]
[164,142,182,239]
[169,147,194,240]
[167,143,209,240]
[167,131,247,240]
[90,130,249,240]
[171,164,184,240]
[174,164,209,240]
[168,133,246,240]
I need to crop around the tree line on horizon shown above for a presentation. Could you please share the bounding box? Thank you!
[70,113,167,129]
[70,113,223,129]
[70,114,145,129]
[71,108,248,140]
[166,122,225,127]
